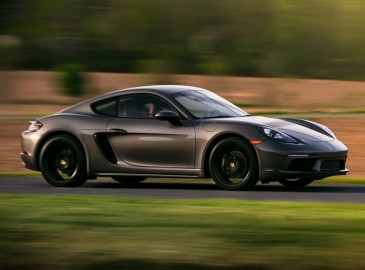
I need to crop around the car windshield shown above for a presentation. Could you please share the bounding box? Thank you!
[172,90,249,119]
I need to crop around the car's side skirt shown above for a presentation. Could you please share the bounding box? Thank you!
[95,171,204,179]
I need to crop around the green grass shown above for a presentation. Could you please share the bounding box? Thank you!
[255,111,365,116]
[13,99,75,106]
[2,106,365,119]
[325,178,365,185]
[0,171,42,177]
[1,195,365,269]
[1,172,365,186]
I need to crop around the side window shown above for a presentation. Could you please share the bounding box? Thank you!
[92,98,117,117]
[118,94,176,119]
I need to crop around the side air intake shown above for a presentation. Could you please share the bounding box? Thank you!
[94,133,117,164]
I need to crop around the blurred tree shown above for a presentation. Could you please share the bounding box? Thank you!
[1,0,365,80]
[56,64,86,97]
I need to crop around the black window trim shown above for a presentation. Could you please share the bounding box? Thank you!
[91,97,118,117]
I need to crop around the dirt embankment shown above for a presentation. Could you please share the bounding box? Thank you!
[2,71,365,115]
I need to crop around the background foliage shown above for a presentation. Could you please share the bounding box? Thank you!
[1,0,365,80]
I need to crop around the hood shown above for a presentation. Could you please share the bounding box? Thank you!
[224,116,334,142]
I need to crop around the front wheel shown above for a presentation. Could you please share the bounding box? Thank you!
[40,134,87,187]
[209,138,258,191]
[278,178,314,188]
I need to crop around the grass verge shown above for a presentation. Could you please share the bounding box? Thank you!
[0,171,42,178]
[1,195,365,270]
[1,172,365,185]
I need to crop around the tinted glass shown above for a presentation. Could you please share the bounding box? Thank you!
[118,94,176,119]
[172,90,248,119]
[92,98,117,117]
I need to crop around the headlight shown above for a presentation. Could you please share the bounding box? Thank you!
[258,126,298,144]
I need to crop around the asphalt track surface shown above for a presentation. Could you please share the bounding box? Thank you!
[1,177,365,204]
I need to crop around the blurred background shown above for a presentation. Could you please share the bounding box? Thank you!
[2,2,365,269]
[2,0,365,78]
[1,0,365,175]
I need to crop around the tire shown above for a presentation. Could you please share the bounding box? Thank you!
[209,138,258,191]
[112,176,147,184]
[40,134,87,187]
[278,178,314,188]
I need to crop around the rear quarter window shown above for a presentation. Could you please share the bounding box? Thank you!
[91,98,117,117]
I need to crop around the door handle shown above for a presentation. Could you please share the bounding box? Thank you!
[110,128,127,134]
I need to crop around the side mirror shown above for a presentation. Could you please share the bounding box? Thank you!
[155,110,180,124]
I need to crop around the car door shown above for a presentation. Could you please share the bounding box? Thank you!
[107,94,196,168]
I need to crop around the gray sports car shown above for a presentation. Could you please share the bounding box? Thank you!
[20,85,348,190]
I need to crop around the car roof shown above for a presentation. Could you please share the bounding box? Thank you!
[59,85,208,116]
[88,85,208,102]
[112,85,207,95]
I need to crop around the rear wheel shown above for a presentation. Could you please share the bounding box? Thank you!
[209,138,258,191]
[40,134,87,187]
[278,178,314,188]
[112,176,147,184]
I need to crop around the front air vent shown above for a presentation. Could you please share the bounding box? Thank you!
[94,133,117,164]
[320,160,345,172]
[288,158,317,172]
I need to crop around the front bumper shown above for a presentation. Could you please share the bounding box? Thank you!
[260,153,348,181]
[255,139,349,181]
